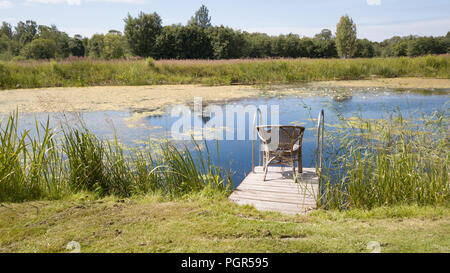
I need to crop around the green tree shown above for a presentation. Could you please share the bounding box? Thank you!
[82,37,89,56]
[14,20,38,53]
[20,38,56,59]
[0,34,12,60]
[88,34,105,58]
[0,22,14,59]
[177,26,213,59]
[155,25,182,59]
[390,41,408,57]
[283,34,299,57]
[69,34,85,57]
[208,26,245,59]
[298,37,317,57]
[354,39,375,58]
[38,25,71,58]
[315,29,333,41]
[445,33,450,53]
[335,15,357,58]
[103,32,125,59]
[242,32,272,58]
[0,22,13,39]
[407,36,446,56]
[155,25,213,59]
[271,35,286,57]
[314,29,338,58]
[124,12,162,57]
[188,5,212,28]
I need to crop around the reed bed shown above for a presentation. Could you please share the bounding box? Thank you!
[0,112,230,202]
[320,110,450,209]
[1,55,448,89]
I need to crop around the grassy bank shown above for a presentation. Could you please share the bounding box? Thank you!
[0,195,449,252]
[1,55,449,89]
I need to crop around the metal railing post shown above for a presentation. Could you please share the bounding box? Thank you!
[316,109,324,174]
[252,108,263,173]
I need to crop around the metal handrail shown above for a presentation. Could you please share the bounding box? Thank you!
[252,108,263,173]
[315,109,324,174]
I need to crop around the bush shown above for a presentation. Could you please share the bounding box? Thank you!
[146,57,156,68]
[0,61,14,88]
[20,38,56,59]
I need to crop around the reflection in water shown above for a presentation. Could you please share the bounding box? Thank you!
[2,88,449,186]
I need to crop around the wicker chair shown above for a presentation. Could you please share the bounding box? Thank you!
[256,125,305,181]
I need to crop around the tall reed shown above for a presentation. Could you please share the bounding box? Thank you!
[0,112,230,202]
[320,109,449,209]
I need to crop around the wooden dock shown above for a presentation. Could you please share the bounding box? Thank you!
[229,166,319,215]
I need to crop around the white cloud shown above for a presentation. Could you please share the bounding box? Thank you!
[367,0,381,6]
[0,0,12,9]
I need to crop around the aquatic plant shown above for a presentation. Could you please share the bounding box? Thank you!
[0,112,230,202]
[320,109,450,209]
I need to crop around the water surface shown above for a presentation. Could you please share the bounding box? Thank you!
[4,87,449,186]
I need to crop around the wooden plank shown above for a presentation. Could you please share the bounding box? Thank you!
[230,192,316,204]
[232,198,309,210]
[231,189,316,200]
[243,174,319,184]
[229,165,320,215]
[238,181,318,189]
[241,178,318,187]
[238,180,318,189]
[235,185,316,195]
[253,166,316,173]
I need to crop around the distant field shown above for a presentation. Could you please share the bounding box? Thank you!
[0,55,449,89]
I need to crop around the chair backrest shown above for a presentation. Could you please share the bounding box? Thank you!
[256,125,305,150]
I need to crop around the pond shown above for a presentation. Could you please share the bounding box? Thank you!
[4,87,449,186]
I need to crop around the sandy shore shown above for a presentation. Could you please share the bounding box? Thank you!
[0,78,448,119]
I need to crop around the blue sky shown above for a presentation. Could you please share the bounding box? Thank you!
[0,0,449,41]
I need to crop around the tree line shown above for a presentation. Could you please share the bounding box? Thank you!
[0,5,448,61]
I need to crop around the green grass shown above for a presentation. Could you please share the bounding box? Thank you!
[0,112,230,202]
[0,195,448,252]
[1,55,449,89]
